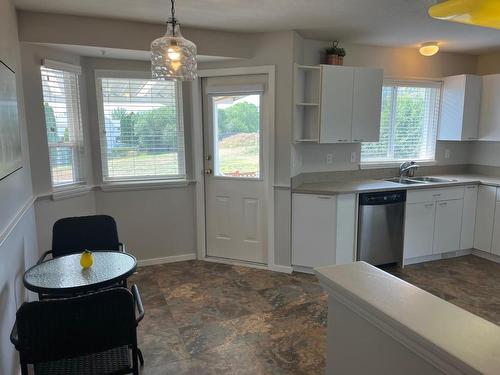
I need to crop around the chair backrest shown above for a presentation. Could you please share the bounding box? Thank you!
[52,215,120,257]
[14,287,136,364]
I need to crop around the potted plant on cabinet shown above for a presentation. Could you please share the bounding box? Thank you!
[326,41,346,65]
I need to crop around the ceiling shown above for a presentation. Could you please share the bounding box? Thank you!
[14,0,500,54]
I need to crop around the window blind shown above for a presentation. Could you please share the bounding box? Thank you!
[97,76,185,181]
[361,81,441,163]
[41,66,86,188]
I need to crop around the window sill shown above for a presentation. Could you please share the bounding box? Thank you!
[359,160,437,170]
[99,179,194,192]
[51,185,94,201]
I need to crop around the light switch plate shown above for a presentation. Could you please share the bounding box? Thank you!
[444,149,451,159]
[350,151,357,163]
[326,153,334,164]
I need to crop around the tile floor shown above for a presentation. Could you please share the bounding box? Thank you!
[129,255,500,374]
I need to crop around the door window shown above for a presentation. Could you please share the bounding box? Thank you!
[211,94,261,178]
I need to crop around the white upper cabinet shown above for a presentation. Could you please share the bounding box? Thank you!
[351,67,383,143]
[479,74,500,141]
[318,65,383,144]
[438,74,482,141]
[319,65,354,143]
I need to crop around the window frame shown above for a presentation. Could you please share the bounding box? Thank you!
[360,79,442,168]
[94,69,187,184]
[40,62,87,191]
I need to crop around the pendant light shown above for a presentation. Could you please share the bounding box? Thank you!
[151,0,197,81]
[428,0,500,30]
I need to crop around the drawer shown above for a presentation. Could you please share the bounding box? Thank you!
[407,186,465,204]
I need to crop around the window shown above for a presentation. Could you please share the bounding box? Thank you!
[96,73,185,182]
[41,63,86,188]
[361,81,441,164]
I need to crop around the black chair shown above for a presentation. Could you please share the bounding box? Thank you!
[11,285,145,375]
[37,215,125,265]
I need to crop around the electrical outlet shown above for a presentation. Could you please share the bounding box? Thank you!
[326,153,334,164]
[350,151,357,163]
[444,149,451,159]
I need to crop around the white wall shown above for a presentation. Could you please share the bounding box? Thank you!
[292,36,478,175]
[0,1,38,374]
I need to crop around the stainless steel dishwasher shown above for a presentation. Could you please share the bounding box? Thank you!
[357,190,406,267]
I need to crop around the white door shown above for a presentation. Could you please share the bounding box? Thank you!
[203,75,268,264]
[404,202,436,259]
[433,199,463,254]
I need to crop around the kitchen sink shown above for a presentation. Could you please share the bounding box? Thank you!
[410,176,457,183]
[384,177,423,185]
[384,176,458,185]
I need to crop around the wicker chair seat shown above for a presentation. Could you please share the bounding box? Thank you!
[34,346,131,375]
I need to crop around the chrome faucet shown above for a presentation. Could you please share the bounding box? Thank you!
[399,161,420,178]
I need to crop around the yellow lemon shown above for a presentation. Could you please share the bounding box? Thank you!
[80,250,94,269]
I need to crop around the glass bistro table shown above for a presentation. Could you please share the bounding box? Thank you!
[23,251,137,295]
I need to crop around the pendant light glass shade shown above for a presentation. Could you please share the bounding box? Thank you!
[429,0,500,30]
[151,21,197,81]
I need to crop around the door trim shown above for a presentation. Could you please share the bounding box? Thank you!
[191,65,276,270]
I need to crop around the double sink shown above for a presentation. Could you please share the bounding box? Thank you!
[384,176,457,185]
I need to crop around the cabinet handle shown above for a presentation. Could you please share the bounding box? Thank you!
[425,203,434,208]
[432,194,441,197]
[467,186,477,189]
[317,196,332,200]
[353,139,364,142]
[439,202,447,207]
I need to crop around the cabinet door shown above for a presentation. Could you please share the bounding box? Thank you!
[351,67,383,142]
[460,185,478,250]
[491,202,500,256]
[319,65,354,143]
[404,202,436,259]
[479,74,500,141]
[434,199,464,254]
[474,185,497,252]
[292,194,337,267]
[462,75,482,140]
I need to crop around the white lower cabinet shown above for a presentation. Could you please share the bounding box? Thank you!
[404,202,436,259]
[460,185,478,250]
[491,202,500,256]
[474,186,497,252]
[292,193,337,267]
[404,186,469,260]
[434,199,464,254]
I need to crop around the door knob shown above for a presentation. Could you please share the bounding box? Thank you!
[204,169,213,175]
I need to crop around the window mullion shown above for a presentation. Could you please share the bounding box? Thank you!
[387,86,398,160]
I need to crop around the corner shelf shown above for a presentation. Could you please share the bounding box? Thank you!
[293,64,321,143]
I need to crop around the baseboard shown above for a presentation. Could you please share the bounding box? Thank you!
[471,249,500,264]
[202,255,268,270]
[137,253,196,266]
[404,249,472,266]
[269,264,293,274]
[292,265,316,275]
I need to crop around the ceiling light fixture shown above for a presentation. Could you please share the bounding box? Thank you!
[151,0,197,81]
[428,0,500,30]
[419,42,440,56]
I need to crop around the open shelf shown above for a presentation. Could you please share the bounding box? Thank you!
[293,64,321,143]
[296,102,319,106]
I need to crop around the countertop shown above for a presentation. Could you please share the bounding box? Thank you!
[316,261,500,374]
[293,174,500,195]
